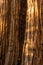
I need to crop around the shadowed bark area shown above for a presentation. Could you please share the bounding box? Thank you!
[18,0,27,65]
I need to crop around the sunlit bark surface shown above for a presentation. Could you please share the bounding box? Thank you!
[22,0,43,65]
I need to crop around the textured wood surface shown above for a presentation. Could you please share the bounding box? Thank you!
[0,0,43,65]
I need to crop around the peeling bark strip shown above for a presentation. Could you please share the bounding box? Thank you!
[22,0,43,65]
